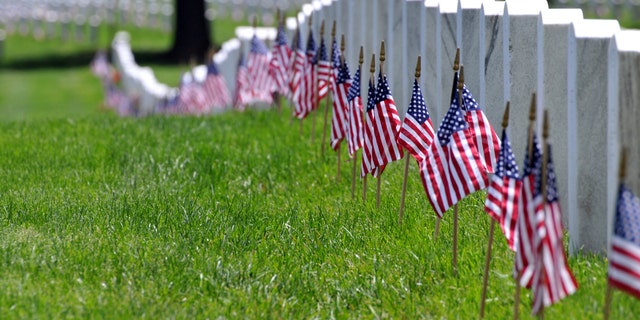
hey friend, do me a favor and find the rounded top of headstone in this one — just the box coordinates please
[302,4,313,16]
[312,0,322,11]
[321,0,332,6]
[539,8,583,25]
[504,0,548,16]
[571,19,620,39]
[613,30,640,52]
[481,1,504,16]
[459,0,484,10]
[439,0,457,13]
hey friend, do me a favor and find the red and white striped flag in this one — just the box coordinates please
[514,134,543,288]
[247,34,273,105]
[398,79,435,163]
[234,53,251,111]
[461,86,500,173]
[295,31,317,119]
[361,76,378,177]
[289,29,305,116]
[484,129,521,251]
[608,183,640,299]
[202,61,231,110]
[269,22,291,96]
[346,67,364,158]
[531,144,577,315]
[330,40,351,150]
[419,75,488,217]
[316,38,331,101]
[368,72,403,167]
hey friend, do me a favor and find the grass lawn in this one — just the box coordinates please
[0,10,639,320]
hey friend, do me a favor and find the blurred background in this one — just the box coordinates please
[0,0,638,122]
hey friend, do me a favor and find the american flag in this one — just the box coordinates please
[346,67,364,158]
[484,129,521,251]
[330,41,351,151]
[461,86,500,173]
[176,71,208,115]
[608,183,640,299]
[514,134,543,288]
[531,144,577,315]
[202,61,231,110]
[269,22,291,96]
[398,79,435,163]
[289,29,306,116]
[234,52,251,111]
[368,71,403,167]
[419,74,488,217]
[316,38,331,101]
[247,34,273,105]
[361,75,379,177]
[296,31,317,119]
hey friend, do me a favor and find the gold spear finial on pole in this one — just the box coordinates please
[252,16,257,29]
[454,47,460,72]
[458,65,465,91]
[332,20,336,38]
[359,46,364,66]
[415,56,421,79]
[502,102,510,129]
[275,8,280,27]
[370,53,376,74]
[308,14,312,27]
[340,34,346,65]
[620,148,628,180]
[320,20,325,37]
[543,109,549,140]
[529,93,537,122]
[379,41,386,74]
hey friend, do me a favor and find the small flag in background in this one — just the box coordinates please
[398,79,435,163]
[234,52,251,111]
[608,183,640,300]
[330,49,351,151]
[361,75,378,177]
[485,129,521,251]
[290,29,306,116]
[296,31,317,119]
[176,71,208,115]
[419,74,488,217]
[203,60,231,110]
[269,21,291,96]
[514,134,543,289]
[90,50,111,80]
[346,68,364,158]
[461,86,500,173]
[247,34,273,105]
[316,38,331,101]
[531,144,577,315]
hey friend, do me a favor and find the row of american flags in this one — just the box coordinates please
[91,17,640,317]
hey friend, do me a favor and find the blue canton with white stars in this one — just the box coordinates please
[375,71,392,104]
[407,79,429,124]
[461,86,481,111]
[306,32,316,59]
[522,134,543,196]
[314,39,328,64]
[496,130,520,180]
[250,35,269,55]
[276,25,287,46]
[615,184,640,245]
[436,76,467,146]
[366,76,377,112]
[347,68,361,102]
[337,60,351,85]
[331,40,341,69]
[545,145,559,203]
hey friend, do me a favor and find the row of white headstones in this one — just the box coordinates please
[110,0,640,256]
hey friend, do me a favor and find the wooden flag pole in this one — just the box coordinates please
[311,20,325,144]
[479,102,510,318]
[274,9,283,113]
[435,48,460,241]
[536,109,551,320]
[351,46,364,199]
[604,148,627,320]
[363,53,376,202]
[299,15,313,136]
[376,41,386,209]
[321,21,336,158]
[398,56,422,225]
[514,93,538,320]
[289,24,299,127]
[452,63,466,276]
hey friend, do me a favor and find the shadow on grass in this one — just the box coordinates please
[1,50,179,70]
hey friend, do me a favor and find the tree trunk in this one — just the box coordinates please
[168,0,211,64]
